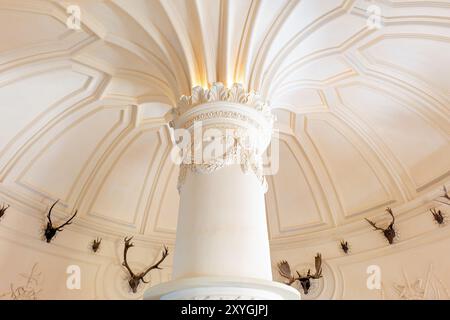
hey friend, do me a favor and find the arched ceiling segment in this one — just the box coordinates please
[0,0,449,246]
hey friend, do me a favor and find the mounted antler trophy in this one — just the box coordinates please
[0,203,10,220]
[91,237,102,253]
[122,237,169,293]
[277,253,323,295]
[429,186,448,225]
[430,208,445,225]
[340,240,350,254]
[365,207,396,244]
[43,200,78,243]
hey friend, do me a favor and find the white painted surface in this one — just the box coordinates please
[173,165,271,280]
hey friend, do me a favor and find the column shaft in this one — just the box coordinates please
[173,165,272,280]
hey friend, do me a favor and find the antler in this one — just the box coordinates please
[140,246,169,283]
[385,207,395,226]
[122,237,136,277]
[312,253,323,279]
[277,260,295,285]
[46,200,59,227]
[443,186,450,201]
[365,217,384,231]
[431,208,440,217]
[0,204,9,220]
[56,210,78,230]
[434,186,450,206]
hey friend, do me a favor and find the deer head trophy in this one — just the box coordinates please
[441,186,450,202]
[429,186,449,225]
[91,237,102,253]
[277,253,323,295]
[122,237,169,293]
[340,240,350,254]
[365,207,396,244]
[0,203,10,220]
[44,200,78,243]
[430,208,445,225]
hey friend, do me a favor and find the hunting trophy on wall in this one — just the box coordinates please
[0,203,9,221]
[122,237,169,293]
[365,207,396,244]
[430,186,449,225]
[430,208,445,225]
[277,253,323,295]
[43,200,78,243]
[340,240,350,254]
[91,237,102,253]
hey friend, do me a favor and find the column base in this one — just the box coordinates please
[144,276,300,300]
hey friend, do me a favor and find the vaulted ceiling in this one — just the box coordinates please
[0,0,449,248]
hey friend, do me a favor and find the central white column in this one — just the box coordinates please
[144,83,299,300]
[173,164,271,280]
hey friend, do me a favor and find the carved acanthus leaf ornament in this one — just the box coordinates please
[173,83,274,193]
[176,82,272,120]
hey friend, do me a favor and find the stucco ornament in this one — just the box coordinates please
[392,265,449,300]
[173,83,274,193]
[177,82,272,118]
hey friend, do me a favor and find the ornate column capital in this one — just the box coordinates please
[170,83,274,192]
[175,82,272,118]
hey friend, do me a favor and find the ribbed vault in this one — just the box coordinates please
[0,0,449,252]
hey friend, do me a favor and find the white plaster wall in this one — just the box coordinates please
[2,193,449,300]
[0,201,173,300]
[271,203,450,300]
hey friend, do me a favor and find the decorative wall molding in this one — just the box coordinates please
[392,264,450,300]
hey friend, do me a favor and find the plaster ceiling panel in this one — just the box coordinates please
[74,1,162,55]
[270,139,322,232]
[0,9,66,53]
[102,76,164,101]
[239,0,289,83]
[77,42,164,77]
[278,13,365,68]
[280,56,354,85]
[90,130,161,227]
[262,0,346,73]
[306,118,391,217]
[140,102,172,120]
[272,88,327,113]
[362,35,450,95]
[338,84,450,190]
[112,0,187,61]
[18,109,122,203]
[0,69,89,152]
[154,165,180,234]
[188,0,220,84]
[220,0,252,85]
[272,109,291,126]
[167,0,223,86]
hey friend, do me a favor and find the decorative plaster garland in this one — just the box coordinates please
[176,131,267,193]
